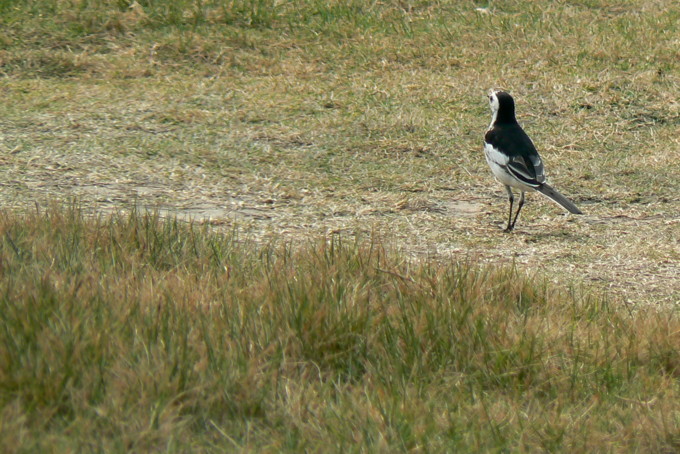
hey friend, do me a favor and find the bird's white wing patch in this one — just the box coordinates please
[483,143,509,166]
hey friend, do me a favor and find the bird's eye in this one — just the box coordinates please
[489,96,493,101]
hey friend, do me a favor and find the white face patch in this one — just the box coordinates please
[487,89,500,127]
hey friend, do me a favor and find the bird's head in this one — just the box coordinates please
[487,89,516,124]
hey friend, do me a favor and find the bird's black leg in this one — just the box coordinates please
[510,191,525,230]
[504,186,514,232]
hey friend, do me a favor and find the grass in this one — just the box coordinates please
[0,0,680,450]
[1,204,680,452]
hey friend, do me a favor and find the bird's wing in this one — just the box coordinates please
[486,125,546,187]
[506,155,543,188]
[527,151,545,182]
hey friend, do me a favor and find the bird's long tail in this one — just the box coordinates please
[536,184,583,214]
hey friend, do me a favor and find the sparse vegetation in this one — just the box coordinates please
[1,0,679,451]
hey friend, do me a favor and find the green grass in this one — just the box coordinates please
[1,205,680,452]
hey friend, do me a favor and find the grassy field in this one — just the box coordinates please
[2,204,680,452]
[1,0,679,451]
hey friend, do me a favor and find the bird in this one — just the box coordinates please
[483,89,582,232]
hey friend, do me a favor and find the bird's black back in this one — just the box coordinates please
[485,123,538,163]
[485,121,545,185]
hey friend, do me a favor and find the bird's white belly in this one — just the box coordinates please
[483,143,535,191]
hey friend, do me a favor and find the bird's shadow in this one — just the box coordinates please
[513,228,586,243]
[486,219,585,241]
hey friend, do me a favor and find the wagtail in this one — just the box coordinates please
[484,89,582,232]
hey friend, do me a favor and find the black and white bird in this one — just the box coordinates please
[484,89,582,232]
